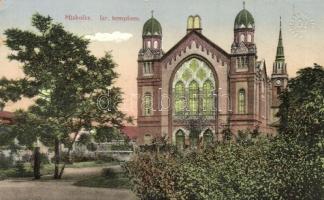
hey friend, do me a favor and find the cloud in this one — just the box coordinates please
[84,31,133,43]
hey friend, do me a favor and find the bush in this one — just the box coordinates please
[96,153,117,163]
[40,153,50,165]
[125,136,323,200]
[111,144,132,151]
[0,152,14,169]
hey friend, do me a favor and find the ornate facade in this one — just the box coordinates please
[137,6,288,145]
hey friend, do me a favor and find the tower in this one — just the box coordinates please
[271,17,288,122]
[231,1,256,55]
[137,11,163,144]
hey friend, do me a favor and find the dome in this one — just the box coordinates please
[142,17,162,36]
[234,9,255,29]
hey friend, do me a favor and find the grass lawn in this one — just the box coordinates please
[0,161,120,180]
[65,161,120,168]
[74,176,131,189]
[74,170,131,189]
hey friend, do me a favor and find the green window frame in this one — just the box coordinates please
[189,80,199,115]
[144,92,152,115]
[203,129,213,147]
[202,80,214,115]
[238,89,246,114]
[175,130,185,150]
[175,81,185,115]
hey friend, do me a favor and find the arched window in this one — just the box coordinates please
[247,34,252,42]
[189,132,198,149]
[147,41,151,48]
[175,81,185,115]
[189,80,199,115]
[237,57,241,68]
[175,130,185,150]
[144,92,152,115]
[203,129,213,147]
[153,41,158,49]
[144,134,152,145]
[172,58,216,117]
[238,89,246,114]
[202,80,214,115]
[240,34,245,42]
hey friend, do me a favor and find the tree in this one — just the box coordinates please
[277,64,324,147]
[0,13,129,178]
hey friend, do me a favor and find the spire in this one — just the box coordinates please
[243,1,246,9]
[276,17,285,61]
[151,10,154,18]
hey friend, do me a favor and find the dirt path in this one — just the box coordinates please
[0,166,137,200]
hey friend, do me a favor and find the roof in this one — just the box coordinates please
[275,18,285,61]
[161,30,230,61]
[121,126,139,140]
[0,111,14,125]
[0,111,14,119]
[234,9,255,29]
[143,17,162,36]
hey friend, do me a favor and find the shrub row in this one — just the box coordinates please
[125,136,323,200]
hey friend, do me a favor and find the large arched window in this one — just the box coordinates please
[175,81,185,115]
[172,58,216,116]
[238,89,246,114]
[144,92,152,116]
[202,80,214,115]
[189,81,199,115]
[175,130,185,150]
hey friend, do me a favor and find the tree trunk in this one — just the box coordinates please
[58,132,79,179]
[54,138,60,179]
[33,147,41,179]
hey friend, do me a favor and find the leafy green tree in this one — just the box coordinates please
[0,13,129,178]
[277,64,324,147]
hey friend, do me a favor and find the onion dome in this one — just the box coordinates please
[142,12,162,36]
[234,2,255,29]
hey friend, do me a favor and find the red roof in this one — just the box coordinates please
[122,126,139,140]
[0,111,14,119]
[0,111,14,125]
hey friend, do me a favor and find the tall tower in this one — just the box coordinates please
[231,1,256,55]
[229,2,261,133]
[271,17,288,122]
[137,11,163,144]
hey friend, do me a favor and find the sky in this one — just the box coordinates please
[0,0,323,119]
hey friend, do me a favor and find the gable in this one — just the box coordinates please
[161,31,230,66]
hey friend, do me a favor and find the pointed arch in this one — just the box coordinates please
[175,81,185,115]
[203,129,213,146]
[175,129,185,150]
[202,80,214,115]
[189,80,199,114]
[144,92,152,115]
[144,134,152,145]
[238,89,246,114]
